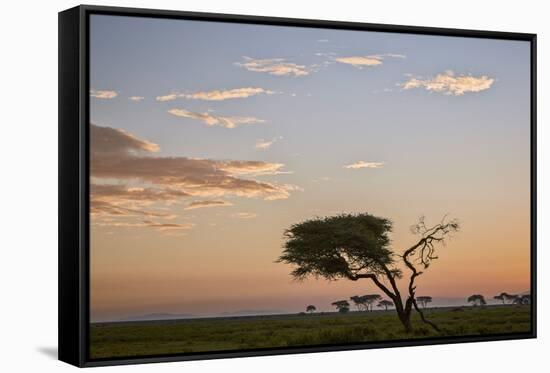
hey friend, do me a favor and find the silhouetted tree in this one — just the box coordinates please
[467,294,486,306]
[278,213,459,333]
[363,294,382,311]
[512,295,531,305]
[494,292,518,304]
[505,293,521,303]
[378,299,394,311]
[493,293,507,304]
[332,300,350,314]
[350,295,365,311]
[306,305,316,313]
[416,296,433,309]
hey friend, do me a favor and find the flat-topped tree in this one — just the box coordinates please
[504,293,519,303]
[378,299,394,311]
[331,300,350,314]
[512,295,531,305]
[494,292,517,304]
[493,293,506,304]
[350,295,364,311]
[363,294,382,311]
[278,213,459,333]
[416,296,433,309]
[467,294,486,306]
[306,305,316,313]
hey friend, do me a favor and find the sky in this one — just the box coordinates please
[89,14,531,322]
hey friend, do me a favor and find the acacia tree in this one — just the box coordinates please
[306,305,316,313]
[350,296,365,311]
[494,292,517,304]
[378,299,394,311]
[363,294,382,311]
[512,295,531,305]
[278,213,459,333]
[467,294,486,306]
[505,293,520,303]
[493,293,507,304]
[416,296,433,309]
[332,300,350,313]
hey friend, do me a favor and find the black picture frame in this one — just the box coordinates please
[58,4,537,367]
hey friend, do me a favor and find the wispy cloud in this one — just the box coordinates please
[128,96,144,101]
[90,124,300,231]
[91,124,298,202]
[231,212,258,219]
[186,87,275,101]
[142,220,194,231]
[255,136,283,150]
[90,184,187,220]
[216,160,289,176]
[90,199,176,219]
[401,70,495,95]
[156,93,179,102]
[385,53,407,59]
[156,87,275,102]
[91,125,159,156]
[184,200,233,210]
[93,218,194,233]
[168,108,265,129]
[335,53,405,69]
[343,161,385,169]
[90,90,118,99]
[237,56,315,77]
[335,56,383,67]
[91,184,190,203]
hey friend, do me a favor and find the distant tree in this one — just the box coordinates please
[512,295,531,305]
[350,295,365,311]
[416,296,433,309]
[467,294,487,307]
[332,300,350,314]
[363,294,382,311]
[493,293,507,304]
[278,213,460,332]
[306,305,316,313]
[378,299,394,311]
[505,293,520,303]
[495,292,519,304]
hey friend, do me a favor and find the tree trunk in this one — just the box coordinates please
[397,311,412,333]
[392,300,413,333]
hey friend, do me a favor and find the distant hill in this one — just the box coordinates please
[120,313,196,321]
[219,309,286,317]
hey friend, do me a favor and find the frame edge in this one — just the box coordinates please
[57,4,537,367]
[58,5,86,368]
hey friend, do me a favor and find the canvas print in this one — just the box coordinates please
[89,14,532,359]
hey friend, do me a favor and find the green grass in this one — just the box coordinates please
[90,305,531,359]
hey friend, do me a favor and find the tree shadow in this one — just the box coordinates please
[37,346,58,360]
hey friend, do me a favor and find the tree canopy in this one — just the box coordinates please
[331,300,350,313]
[278,214,394,281]
[512,295,531,305]
[278,213,460,333]
[416,296,433,308]
[306,305,316,313]
[350,294,382,311]
[378,299,394,310]
[467,294,486,306]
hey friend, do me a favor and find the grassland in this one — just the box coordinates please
[90,305,531,359]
